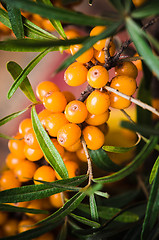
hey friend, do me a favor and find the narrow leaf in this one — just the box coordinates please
[89,194,99,222]
[7,48,53,99]
[57,220,67,240]
[94,191,109,199]
[31,106,68,179]
[141,166,159,240]
[0,108,27,126]
[6,3,24,39]
[132,0,159,18]
[0,133,19,140]
[126,18,159,79]
[7,61,37,103]
[149,156,159,184]
[70,213,100,228]
[0,175,87,203]
[0,203,48,214]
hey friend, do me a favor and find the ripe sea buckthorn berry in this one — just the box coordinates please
[110,75,137,96]
[19,118,32,137]
[0,212,8,226]
[2,219,18,236]
[24,144,43,161]
[82,126,105,150]
[0,170,21,190]
[133,53,142,71]
[90,26,107,51]
[65,100,88,123]
[57,123,81,148]
[42,19,55,32]
[18,219,36,233]
[38,109,52,128]
[132,0,148,7]
[70,44,94,63]
[65,139,82,152]
[94,49,105,64]
[45,113,69,137]
[24,128,40,149]
[36,81,60,101]
[8,133,26,159]
[87,65,109,88]
[14,160,37,182]
[64,28,80,54]
[110,93,131,109]
[55,160,80,180]
[51,139,65,158]
[62,151,79,162]
[115,61,138,79]
[26,200,48,221]
[64,62,88,87]
[6,153,25,170]
[62,91,76,103]
[85,110,110,126]
[86,90,110,115]
[33,165,56,185]
[43,91,67,113]
[76,147,87,162]
[49,193,64,208]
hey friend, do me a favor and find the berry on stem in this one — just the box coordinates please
[87,65,109,88]
[36,81,60,101]
[43,91,67,113]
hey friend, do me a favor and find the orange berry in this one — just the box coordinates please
[62,151,79,162]
[3,219,18,236]
[25,199,48,221]
[70,44,94,63]
[110,75,137,96]
[0,212,8,226]
[87,65,109,88]
[132,0,148,7]
[5,153,25,170]
[94,49,105,64]
[18,219,36,233]
[43,91,67,113]
[45,113,69,137]
[42,19,55,32]
[110,93,131,109]
[19,118,32,137]
[24,128,40,149]
[51,138,65,158]
[24,144,43,161]
[82,125,105,150]
[90,26,107,51]
[76,147,87,162]
[57,123,81,148]
[36,81,60,101]
[33,165,56,185]
[85,110,110,126]
[62,91,76,103]
[115,61,138,79]
[55,160,80,180]
[0,170,21,190]
[64,28,80,54]
[64,62,88,87]
[14,160,37,182]
[133,53,142,71]
[86,90,110,115]
[65,100,88,123]
[49,193,64,208]
[8,133,26,159]
[65,139,82,152]
[38,109,52,128]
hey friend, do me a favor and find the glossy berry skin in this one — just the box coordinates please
[5,153,25,170]
[132,0,148,7]
[51,138,65,158]
[38,109,52,128]
[110,75,137,96]
[55,160,80,180]
[19,118,32,137]
[76,147,87,162]
[86,90,110,115]
[62,91,76,103]
[115,61,138,79]
[57,123,81,148]
[43,91,67,113]
[65,139,82,152]
[110,93,131,109]
[14,160,37,182]
[8,133,26,159]
[90,26,107,51]
[24,128,40,149]
[70,44,94,63]
[85,111,110,126]
[65,100,88,123]
[94,40,115,63]
[18,219,36,233]
[33,165,56,185]
[64,62,88,87]
[82,126,105,150]
[36,81,60,101]
[0,170,21,190]
[24,144,43,161]
[49,193,64,208]
[64,28,80,54]
[133,53,142,71]
[45,113,69,137]
[87,65,109,88]
[62,151,79,162]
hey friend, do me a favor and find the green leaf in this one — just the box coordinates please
[0,133,19,140]
[0,203,48,214]
[141,165,159,240]
[126,18,159,79]
[7,48,53,99]
[93,134,158,184]
[120,121,159,137]
[89,148,121,172]
[89,194,99,222]
[31,106,68,179]
[2,0,116,26]
[132,0,159,18]
[149,156,159,184]
[70,213,100,228]
[57,219,67,240]
[0,108,27,126]
[94,191,109,199]
[7,61,37,103]
[0,7,11,28]
[0,175,87,203]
